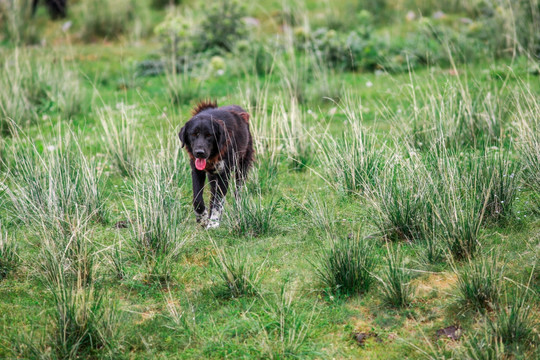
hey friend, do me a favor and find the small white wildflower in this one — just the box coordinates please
[62,21,72,32]
[366,81,373,87]
[46,145,56,152]
[216,69,225,76]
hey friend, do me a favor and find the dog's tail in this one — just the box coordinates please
[192,100,218,116]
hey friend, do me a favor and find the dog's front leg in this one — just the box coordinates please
[207,171,230,229]
[192,168,208,226]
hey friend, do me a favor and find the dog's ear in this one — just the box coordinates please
[212,119,227,148]
[238,112,250,123]
[179,124,188,148]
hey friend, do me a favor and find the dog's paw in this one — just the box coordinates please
[196,209,209,226]
[206,219,220,229]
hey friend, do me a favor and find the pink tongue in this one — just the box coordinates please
[195,158,206,170]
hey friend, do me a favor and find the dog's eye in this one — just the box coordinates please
[193,132,199,137]
[205,134,212,139]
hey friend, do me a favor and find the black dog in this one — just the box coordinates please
[179,101,254,228]
[32,0,67,19]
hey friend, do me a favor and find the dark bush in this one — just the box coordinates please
[151,0,181,9]
[193,0,248,53]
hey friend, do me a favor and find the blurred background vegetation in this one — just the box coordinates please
[1,0,539,73]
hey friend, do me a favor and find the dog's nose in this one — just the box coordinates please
[194,150,205,158]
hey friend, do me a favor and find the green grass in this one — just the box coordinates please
[0,1,539,359]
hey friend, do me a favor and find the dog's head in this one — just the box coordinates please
[179,115,226,170]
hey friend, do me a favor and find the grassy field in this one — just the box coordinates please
[1,0,539,359]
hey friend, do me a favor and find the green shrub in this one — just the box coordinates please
[153,8,197,66]
[78,0,137,41]
[151,0,181,8]
[232,40,275,76]
[193,0,248,53]
[315,235,377,296]
[307,27,382,72]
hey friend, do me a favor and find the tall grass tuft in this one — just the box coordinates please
[277,99,314,172]
[321,125,383,196]
[301,194,337,236]
[404,79,511,151]
[370,159,428,241]
[31,215,122,359]
[38,215,95,290]
[484,149,520,221]
[257,283,315,358]
[314,235,376,296]
[47,272,120,358]
[98,104,139,177]
[490,287,535,348]
[247,151,280,194]
[0,0,39,45]
[226,188,279,237]
[7,135,107,234]
[0,225,18,280]
[379,246,415,307]
[210,241,264,298]
[0,52,85,133]
[514,88,540,212]
[455,254,503,312]
[319,95,383,195]
[428,149,488,259]
[165,67,203,106]
[127,160,188,282]
[78,0,137,41]
[464,328,505,360]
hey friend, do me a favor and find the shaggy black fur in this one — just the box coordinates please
[32,0,67,19]
[179,101,254,228]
